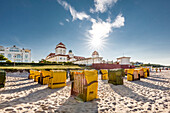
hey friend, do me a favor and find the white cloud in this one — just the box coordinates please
[112,14,125,28]
[57,0,90,21]
[59,22,64,26]
[87,14,125,42]
[66,19,70,22]
[90,0,118,13]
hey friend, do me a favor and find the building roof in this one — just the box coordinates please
[55,42,66,49]
[58,42,65,46]
[46,53,70,60]
[117,56,131,60]
[74,56,86,60]
[48,53,55,57]
[55,46,66,49]
[92,51,99,56]
[69,50,72,53]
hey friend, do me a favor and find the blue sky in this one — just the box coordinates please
[0,0,170,65]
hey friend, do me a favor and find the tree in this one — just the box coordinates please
[6,60,12,63]
[0,55,7,60]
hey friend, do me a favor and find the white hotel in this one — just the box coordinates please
[45,42,103,65]
[0,45,31,62]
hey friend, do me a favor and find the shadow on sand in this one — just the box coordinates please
[55,96,98,113]
[132,80,170,91]
[7,81,35,87]
[0,83,42,94]
[0,87,64,109]
[145,77,169,83]
[109,84,151,102]
[6,78,31,83]
[149,75,169,80]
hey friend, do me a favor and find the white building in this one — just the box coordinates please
[0,45,31,62]
[117,56,131,65]
[45,42,103,65]
[73,51,103,65]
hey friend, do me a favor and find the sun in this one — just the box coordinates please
[86,36,107,50]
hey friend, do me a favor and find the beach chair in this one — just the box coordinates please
[124,69,128,76]
[28,70,36,79]
[69,70,83,81]
[127,69,140,81]
[0,70,6,88]
[34,71,41,82]
[71,70,98,102]
[100,69,108,80]
[38,70,51,85]
[136,68,145,78]
[108,69,124,85]
[143,68,150,77]
[48,70,66,89]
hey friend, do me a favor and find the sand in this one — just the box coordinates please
[0,70,169,113]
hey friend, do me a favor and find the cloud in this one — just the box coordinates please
[57,0,90,21]
[87,14,125,41]
[112,14,125,28]
[66,19,70,22]
[59,22,64,26]
[90,0,118,13]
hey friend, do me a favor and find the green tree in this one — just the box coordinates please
[6,60,12,63]
[0,54,7,60]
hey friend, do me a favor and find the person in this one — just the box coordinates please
[156,68,158,73]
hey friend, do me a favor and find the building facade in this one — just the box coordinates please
[117,56,131,65]
[45,42,103,65]
[0,45,31,62]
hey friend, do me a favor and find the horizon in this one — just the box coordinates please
[0,0,170,65]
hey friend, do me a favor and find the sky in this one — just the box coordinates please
[0,0,170,65]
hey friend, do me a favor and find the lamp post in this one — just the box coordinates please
[14,55,16,67]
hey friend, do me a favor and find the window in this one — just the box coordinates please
[25,55,28,59]
[8,54,11,59]
[9,47,20,52]
[17,54,21,58]
[60,57,62,60]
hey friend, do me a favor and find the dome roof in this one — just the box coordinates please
[57,42,65,46]
[69,50,72,53]
[55,42,66,49]
[92,51,99,56]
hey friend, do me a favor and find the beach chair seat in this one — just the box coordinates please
[69,70,83,81]
[108,69,124,85]
[100,69,108,80]
[0,70,6,88]
[127,69,140,81]
[28,70,36,79]
[143,68,150,77]
[48,70,66,89]
[34,71,41,82]
[71,70,98,102]
[136,68,145,78]
[38,70,51,85]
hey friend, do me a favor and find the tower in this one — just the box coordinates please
[55,42,66,55]
[68,50,74,58]
[92,51,99,58]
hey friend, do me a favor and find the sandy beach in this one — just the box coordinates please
[0,70,169,113]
